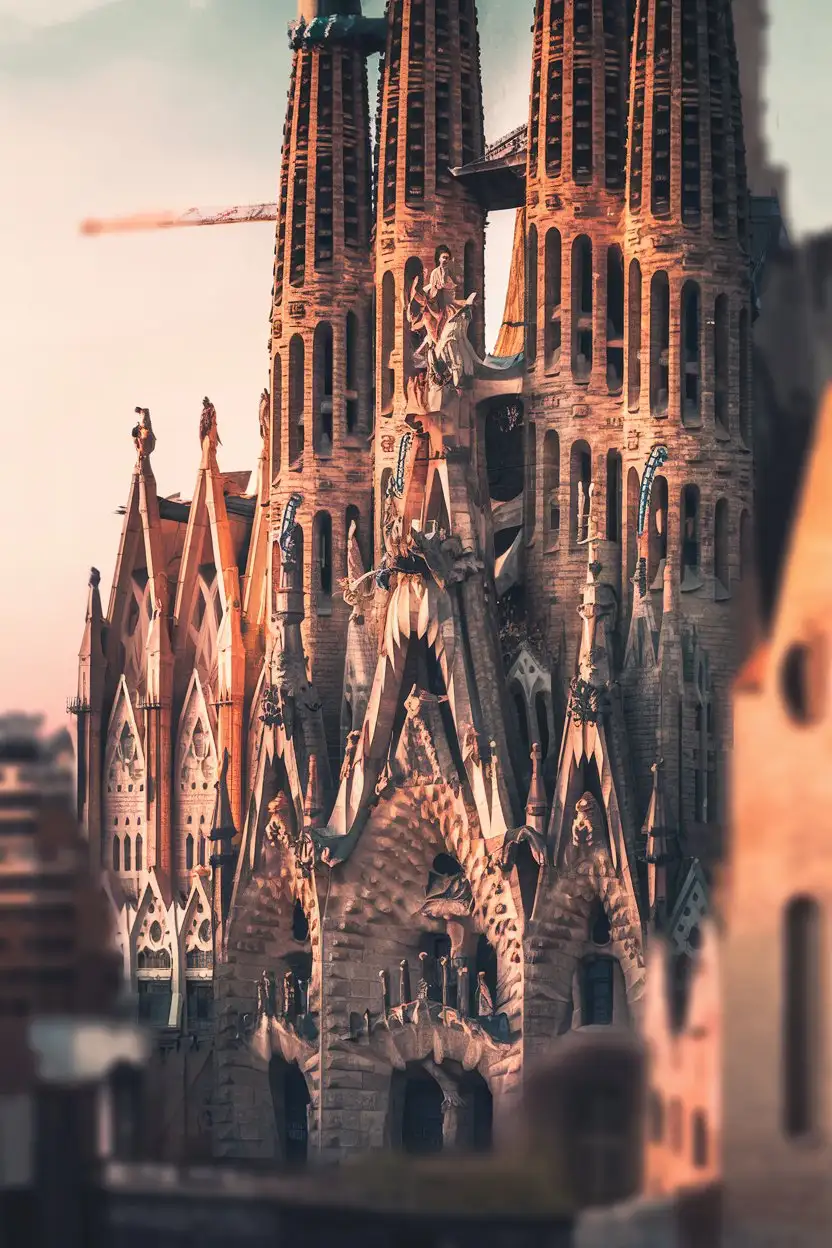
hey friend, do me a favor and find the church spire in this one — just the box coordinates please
[210,749,237,960]
[643,757,678,929]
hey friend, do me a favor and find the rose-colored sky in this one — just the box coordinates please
[1,0,829,728]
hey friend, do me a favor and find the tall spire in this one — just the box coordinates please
[210,749,238,959]
[643,757,678,928]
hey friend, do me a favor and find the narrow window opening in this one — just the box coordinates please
[292,900,310,943]
[545,1,565,176]
[572,0,594,185]
[739,306,751,443]
[783,897,820,1139]
[527,225,538,365]
[544,228,562,369]
[680,0,701,225]
[651,0,672,216]
[314,512,333,612]
[606,450,622,543]
[123,836,131,872]
[627,260,642,410]
[535,692,550,758]
[135,834,143,872]
[571,441,592,544]
[313,322,333,457]
[289,57,311,287]
[314,53,334,270]
[404,0,426,205]
[602,0,625,191]
[714,498,730,599]
[628,4,648,211]
[382,5,403,219]
[435,4,452,191]
[524,420,537,543]
[681,485,702,589]
[572,236,593,382]
[380,271,395,416]
[529,0,543,179]
[681,282,702,425]
[648,475,668,590]
[345,311,359,434]
[589,901,611,948]
[626,467,640,590]
[739,509,752,582]
[649,271,669,416]
[714,295,730,433]
[186,834,194,871]
[112,836,120,873]
[544,429,561,550]
[513,689,530,756]
[271,354,282,478]
[707,0,729,233]
[606,246,624,392]
[692,1112,708,1168]
[288,335,305,468]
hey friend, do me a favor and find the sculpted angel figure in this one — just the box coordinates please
[405,243,478,385]
[258,388,270,443]
[200,396,221,452]
[132,407,156,462]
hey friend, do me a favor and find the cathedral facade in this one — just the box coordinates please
[74,0,757,1166]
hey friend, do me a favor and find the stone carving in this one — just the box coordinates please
[460,723,482,768]
[420,861,474,920]
[257,969,277,1020]
[339,519,374,622]
[132,407,155,462]
[200,397,221,452]
[405,243,479,390]
[400,685,446,783]
[340,729,362,782]
[571,793,601,852]
[476,971,494,1019]
[264,791,315,878]
[258,388,270,443]
[109,720,142,788]
[500,824,548,873]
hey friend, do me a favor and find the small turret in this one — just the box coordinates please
[643,758,678,930]
[525,743,548,836]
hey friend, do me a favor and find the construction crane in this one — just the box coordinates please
[79,202,278,236]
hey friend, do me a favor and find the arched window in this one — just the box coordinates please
[681,485,701,584]
[692,1111,708,1168]
[606,245,624,392]
[627,259,642,410]
[513,688,530,756]
[739,306,751,443]
[288,334,305,467]
[524,420,537,542]
[589,900,611,947]
[527,224,538,364]
[345,311,359,434]
[714,294,730,432]
[186,834,194,871]
[380,270,395,415]
[135,834,143,872]
[269,1057,311,1167]
[739,509,753,582]
[123,836,131,872]
[649,271,669,416]
[572,236,593,380]
[681,281,702,425]
[606,450,622,543]
[403,257,424,390]
[535,692,550,758]
[572,7,593,184]
[570,440,592,543]
[271,353,282,478]
[783,897,821,1139]
[401,1068,444,1156]
[543,429,560,549]
[626,467,640,588]
[345,505,361,574]
[292,899,310,943]
[112,835,120,873]
[714,498,730,598]
[313,322,334,456]
[648,475,668,589]
[545,228,562,368]
[314,511,333,611]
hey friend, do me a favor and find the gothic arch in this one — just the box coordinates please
[103,678,146,882]
[174,673,218,883]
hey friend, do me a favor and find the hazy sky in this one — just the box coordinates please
[1,0,829,727]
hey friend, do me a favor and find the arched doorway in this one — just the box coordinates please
[400,1068,445,1156]
[268,1057,310,1167]
[460,1071,493,1152]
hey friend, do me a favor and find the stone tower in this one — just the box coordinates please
[373,0,487,548]
[270,0,378,764]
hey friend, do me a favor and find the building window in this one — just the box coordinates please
[527,224,538,365]
[345,311,359,434]
[714,498,730,598]
[380,270,395,415]
[627,260,642,410]
[783,897,821,1139]
[602,0,625,190]
[651,0,672,215]
[649,271,669,416]
[571,441,592,543]
[572,236,593,381]
[524,420,537,542]
[692,1111,708,1168]
[739,509,752,582]
[680,0,701,224]
[648,1091,664,1143]
[513,688,530,757]
[572,0,594,184]
[313,52,334,269]
[668,1098,683,1154]
[186,834,194,871]
[135,834,143,872]
[707,0,729,233]
[626,466,639,588]
[289,57,311,287]
[681,281,701,425]
[714,295,730,433]
[606,246,624,392]
[404,0,426,204]
[694,662,716,822]
[112,835,120,872]
[629,2,648,211]
[314,512,333,611]
[544,429,561,549]
[288,334,305,467]
[606,450,622,543]
[545,0,565,177]
[681,485,701,585]
[123,836,131,872]
[739,306,751,443]
[313,322,333,457]
[271,353,282,479]
[582,957,614,1026]
[648,475,668,590]
[544,228,562,369]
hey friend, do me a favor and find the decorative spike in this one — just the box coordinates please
[457,965,469,1019]
[399,958,411,1007]
[525,742,548,835]
[303,753,325,828]
[440,956,450,1008]
[379,968,391,1018]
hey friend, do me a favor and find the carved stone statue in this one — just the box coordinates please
[340,729,362,782]
[200,397,221,452]
[264,791,293,853]
[339,519,375,622]
[257,969,276,1020]
[476,970,494,1019]
[258,388,270,443]
[132,407,155,462]
[421,865,474,920]
[404,243,479,390]
[500,824,547,874]
[571,793,600,851]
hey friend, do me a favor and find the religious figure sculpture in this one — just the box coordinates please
[571,794,598,851]
[257,969,277,1020]
[258,388,270,443]
[200,396,221,452]
[420,863,474,920]
[405,243,479,389]
[132,407,155,462]
[476,970,494,1019]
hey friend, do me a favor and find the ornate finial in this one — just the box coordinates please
[303,754,324,828]
[131,407,155,462]
[89,567,101,589]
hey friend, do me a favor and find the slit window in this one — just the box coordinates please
[739,509,752,581]
[714,498,730,598]
[112,835,120,873]
[185,834,194,871]
[680,0,702,224]
[648,475,669,589]
[571,440,592,544]
[572,0,594,185]
[313,322,333,457]
[602,0,625,191]
[606,245,624,392]
[545,0,565,177]
[135,834,143,872]
[606,450,622,543]
[626,467,640,586]
[627,259,642,410]
[289,55,311,287]
[739,306,751,443]
[314,53,334,269]
[544,429,561,548]
[382,3,403,219]
[314,512,333,608]
[783,897,821,1139]
[380,271,395,416]
[628,3,648,210]
[714,295,730,432]
[651,0,672,215]
[650,271,669,416]
[681,485,701,582]
[572,236,593,381]
[346,311,359,434]
[272,353,282,478]
[707,0,729,233]
[681,281,702,425]
[288,334,305,467]
[405,0,426,205]
[544,228,562,368]
[527,224,538,365]
[524,420,537,542]
[529,0,543,178]
[123,836,131,872]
